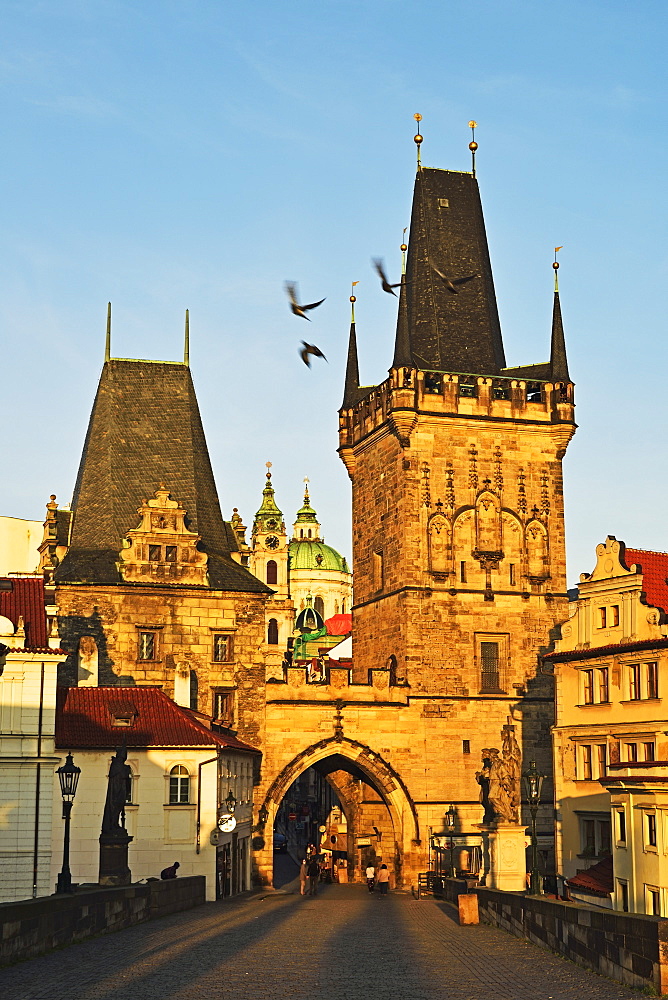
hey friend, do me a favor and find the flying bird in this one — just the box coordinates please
[431,264,479,294]
[285,281,326,320]
[300,342,327,367]
[372,258,402,296]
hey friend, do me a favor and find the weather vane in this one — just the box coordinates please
[414,113,423,167]
[553,246,563,291]
[350,281,359,322]
[469,121,478,177]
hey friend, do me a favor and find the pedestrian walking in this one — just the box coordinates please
[376,863,390,895]
[307,856,320,895]
[365,863,376,892]
[299,858,308,895]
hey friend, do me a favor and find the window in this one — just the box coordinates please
[165,545,177,562]
[647,887,661,916]
[373,551,384,592]
[617,809,626,845]
[138,631,157,661]
[647,661,658,699]
[169,765,190,804]
[460,561,467,584]
[212,634,232,662]
[213,689,234,724]
[598,668,609,703]
[509,563,516,586]
[267,618,279,645]
[647,813,657,849]
[629,664,641,700]
[189,670,198,711]
[462,740,471,754]
[480,642,500,692]
[314,596,325,618]
[581,744,593,780]
[149,544,161,561]
[126,765,135,805]
[583,819,596,855]
[266,560,278,585]
[597,744,607,778]
[582,670,594,705]
[644,741,656,762]
[579,814,611,857]
[610,605,620,627]
[599,820,611,855]
[618,879,629,912]
[626,742,638,763]
[598,607,607,628]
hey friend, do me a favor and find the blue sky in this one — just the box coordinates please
[1,0,666,584]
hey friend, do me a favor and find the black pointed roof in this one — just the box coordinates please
[393,168,506,374]
[56,358,270,593]
[549,290,570,382]
[341,322,368,408]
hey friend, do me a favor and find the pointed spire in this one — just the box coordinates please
[550,286,570,384]
[104,302,111,362]
[342,287,362,408]
[184,309,190,366]
[392,275,412,369]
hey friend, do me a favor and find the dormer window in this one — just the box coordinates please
[108,700,138,727]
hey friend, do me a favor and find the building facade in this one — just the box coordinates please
[548,536,668,913]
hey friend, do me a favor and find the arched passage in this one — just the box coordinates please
[254,737,420,888]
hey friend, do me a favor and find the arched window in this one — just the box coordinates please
[268,618,279,644]
[314,596,325,618]
[169,765,190,804]
[189,670,198,711]
[342,600,346,613]
[308,529,312,538]
[266,560,278,585]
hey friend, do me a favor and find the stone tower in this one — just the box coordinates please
[337,162,576,868]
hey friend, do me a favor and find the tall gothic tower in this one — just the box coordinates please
[338,160,576,844]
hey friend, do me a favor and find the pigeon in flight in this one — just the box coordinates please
[285,281,326,320]
[372,258,402,296]
[431,265,479,294]
[300,342,327,367]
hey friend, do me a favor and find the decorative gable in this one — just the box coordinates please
[118,486,208,585]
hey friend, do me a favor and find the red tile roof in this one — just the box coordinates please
[0,577,48,648]
[567,856,613,897]
[624,548,668,613]
[56,686,259,753]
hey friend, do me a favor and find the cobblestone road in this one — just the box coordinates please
[1,877,651,1000]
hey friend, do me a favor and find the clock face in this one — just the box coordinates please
[265,535,279,550]
[218,814,237,833]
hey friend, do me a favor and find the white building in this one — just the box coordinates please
[55,686,260,901]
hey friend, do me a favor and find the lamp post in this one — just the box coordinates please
[523,760,545,895]
[225,791,237,814]
[444,804,457,877]
[56,753,81,894]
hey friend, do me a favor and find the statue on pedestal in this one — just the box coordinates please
[101,747,132,835]
[476,719,522,825]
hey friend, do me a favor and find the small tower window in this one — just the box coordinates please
[308,529,312,538]
[138,631,157,661]
[460,561,467,584]
[189,670,198,711]
[148,544,161,561]
[268,618,279,645]
[213,634,232,662]
[165,545,177,562]
[314,596,325,618]
[266,560,278,585]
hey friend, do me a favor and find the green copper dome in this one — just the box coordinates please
[288,539,350,573]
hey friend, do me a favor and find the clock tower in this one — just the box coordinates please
[250,465,294,668]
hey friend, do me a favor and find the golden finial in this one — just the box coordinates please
[401,227,408,276]
[350,281,359,322]
[266,460,272,481]
[105,302,111,362]
[414,113,423,167]
[468,120,478,178]
[553,247,563,291]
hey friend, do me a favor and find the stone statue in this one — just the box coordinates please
[101,747,132,835]
[477,719,523,825]
[475,748,494,824]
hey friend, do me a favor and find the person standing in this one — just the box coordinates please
[307,856,320,895]
[365,863,376,892]
[299,858,308,895]
[376,863,390,896]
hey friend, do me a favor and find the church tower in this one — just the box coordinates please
[338,149,576,846]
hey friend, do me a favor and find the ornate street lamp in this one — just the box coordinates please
[523,760,545,895]
[258,803,269,827]
[444,804,457,877]
[225,791,237,814]
[56,753,81,894]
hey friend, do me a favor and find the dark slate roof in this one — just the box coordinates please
[56,686,260,751]
[0,577,49,648]
[55,359,270,594]
[393,168,506,375]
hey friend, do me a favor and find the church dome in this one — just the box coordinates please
[288,540,349,573]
